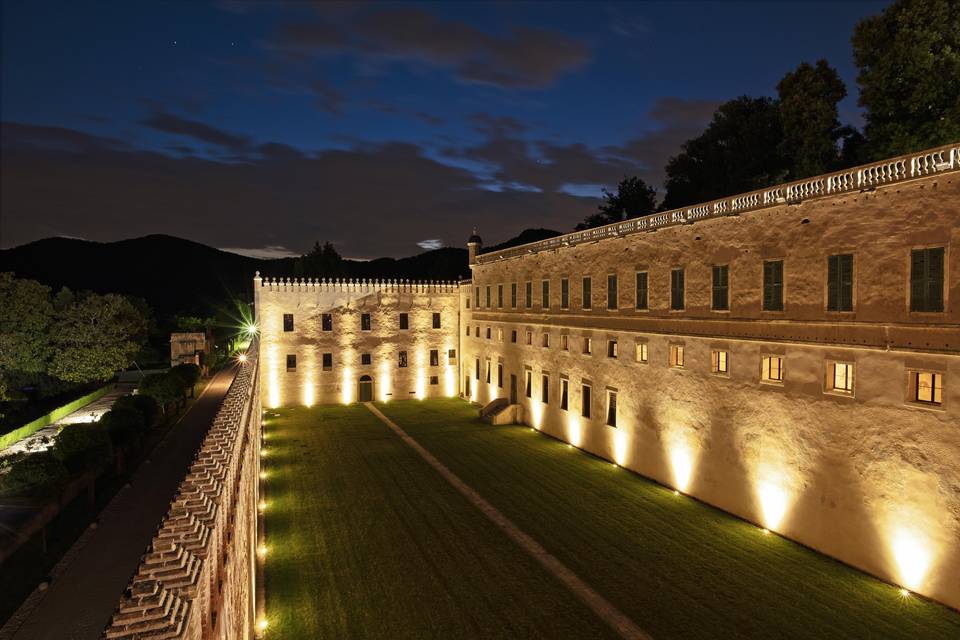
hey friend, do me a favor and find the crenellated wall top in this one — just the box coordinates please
[255,274,460,294]
[476,142,960,264]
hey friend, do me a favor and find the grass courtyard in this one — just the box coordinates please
[261,399,960,639]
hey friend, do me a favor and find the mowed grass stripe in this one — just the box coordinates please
[377,398,960,640]
[261,404,620,639]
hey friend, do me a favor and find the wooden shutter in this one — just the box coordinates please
[927,248,944,312]
[910,249,926,311]
[827,255,839,311]
[839,254,853,311]
[636,272,647,310]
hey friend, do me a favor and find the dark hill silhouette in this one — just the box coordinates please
[0,229,560,317]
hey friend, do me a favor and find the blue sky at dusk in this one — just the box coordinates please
[1,1,888,258]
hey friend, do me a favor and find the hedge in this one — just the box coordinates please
[0,384,114,450]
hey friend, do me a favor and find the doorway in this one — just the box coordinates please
[509,374,517,404]
[358,375,373,402]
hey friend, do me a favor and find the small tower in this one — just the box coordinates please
[467,228,482,266]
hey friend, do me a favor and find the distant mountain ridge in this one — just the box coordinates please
[0,229,560,317]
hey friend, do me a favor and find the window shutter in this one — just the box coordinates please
[763,262,773,310]
[927,248,944,312]
[910,249,926,311]
[839,254,853,311]
[827,255,839,311]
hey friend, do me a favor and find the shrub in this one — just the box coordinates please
[138,373,182,409]
[0,451,69,500]
[169,363,201,396]
[99,406,145,446]
[112,394,160,427]
[54,422,114,475]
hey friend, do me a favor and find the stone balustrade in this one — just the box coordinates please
[476,142,960,264]
[255,275,459,293]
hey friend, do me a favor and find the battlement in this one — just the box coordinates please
[255,274,459,294]
[477,142,960,264]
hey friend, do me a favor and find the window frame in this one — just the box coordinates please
[582,276,592,310]
[711,349,729,376]
[607,273,618,310]
[763,260,785,312]
[712,265,729,311]
[635,271,648,310]
[670,268,685,311]
[909,247,945,313]
[669,343,684,368]
[826,254,854,313]
[761,355,784,384]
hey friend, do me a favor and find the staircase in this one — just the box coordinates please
[479,398,524,425]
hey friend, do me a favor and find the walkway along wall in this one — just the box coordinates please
[463,143,960,610]
[103,346,262,639]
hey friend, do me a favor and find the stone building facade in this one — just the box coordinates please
[463,143,960,610]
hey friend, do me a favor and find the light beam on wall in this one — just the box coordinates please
[444,365,455,397]
[567,416,582,446]
[670,446,693,493]
[757,482,788,531]
[531,400,543,429]
[341,366,353,405]
[613,430,629,466]
[892,528,932,591]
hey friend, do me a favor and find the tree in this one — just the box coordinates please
[0,273,53,377]
[0,452,69,500]
[661,97,788,211]
[98,406,146,446]
[853,0,960,157]
[293,241,345,278]
[48,293,148,384]
[777,60,848,178]
[576,177,657,230]
[113,394,161,428]
[138,373,182,411]
[169,363,201,397]
[54,422,114,475]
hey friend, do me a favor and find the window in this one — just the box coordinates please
[828,361,854,394]
[321,313,333,331]
[429,375,439,385]
[712,266,729,311]
[497,328,504,341]
[635,342,648,363]
[475,326,480,338]
[475,287,480,308]
[286,354,296,371]
[511,283,518,308]
[762,355,783,383]
[432,312,441,329]
[670,269,685,310]
[322,353,332,370]
[525,281,533,308]
[361,353,372,365]
[486,285,491,308]
[399,313,409,330]
[525,370,532,398]
[827,254,854,312]
[485,360,491,383]
[542,333,550,348]
[561,335,569,351]
[582,277,592,310]
[497,285,504,308]
[711,350,728,375]
[541,374,549,403]
[526,331,533,345]
[497,362,503,388]
[763,260,784,311]
[607,274,618,310]
[670,344,684,368]
[607,339,618,358]
[561,278,569,309]
[486,327,491,340]
[465,296,470,309]
[606,390,617,427]
[581,384,591,418]
[283,313,294,332]
[910,247,944,312]
[635,272,648,310]
[542,280,550,309]
[511,330,517,343]
[474,358,480,379]
[466,324,470,337]
[914,371,943,404]
[398,351,408,368]
[430,349,439,367]
[560,378,569,411]
[361,313,371,331]
[448,349,457,363]
[583,337,592,355]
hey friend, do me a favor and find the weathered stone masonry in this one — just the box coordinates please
[103,345,261,639]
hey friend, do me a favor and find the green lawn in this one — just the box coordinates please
[263,399,960,639]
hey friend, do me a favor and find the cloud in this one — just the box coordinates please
[416,239,444,251]
[220,245,301,259]
[1,121,596,259]
[265,7,591,89]
[469,112,528,137]
[140,112,250,150]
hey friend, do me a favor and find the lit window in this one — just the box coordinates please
[762,355,783,383]
[711,350,728,374]
[561,335,569,351]
[321,313,333,331]
[670,344,684,368]
[398,351,408,368]
[830,361,854,393]
[360,313,371,331]
[525,370,532,398]
[915,371,943,404]
[606,390,617,427]
[541,374,549,404]
[497,328,503,341]
[560,378,569,411]
[286,354,296,371]
[542,333,550,348]
[635,342,648,363]
[430,350,439,367]
[399,313,409,330]
[581,384,591,418]
[607,340,618,358]
[583,337,592,355]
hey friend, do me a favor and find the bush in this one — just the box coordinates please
[53,422,114,475]
[169,363,201,396]
[99,406,145,446]
[138,373,182,409]
[0,451,69,500]
[112,394,160,427]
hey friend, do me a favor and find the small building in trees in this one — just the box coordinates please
[169,332,209,373]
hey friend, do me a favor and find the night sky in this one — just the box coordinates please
[1,1,888,259]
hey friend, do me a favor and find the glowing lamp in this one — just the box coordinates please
[892,530,931,591]
[669,447,693,493]
[237,353,248,364]
[758,482,788,531]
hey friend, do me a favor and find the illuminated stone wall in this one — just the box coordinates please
[104,344,261,639]
[255,279,461,407]
[464,160,960,609]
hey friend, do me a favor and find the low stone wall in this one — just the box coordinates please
[102,346,261,639]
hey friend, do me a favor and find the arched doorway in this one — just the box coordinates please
[358,375,374,402]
